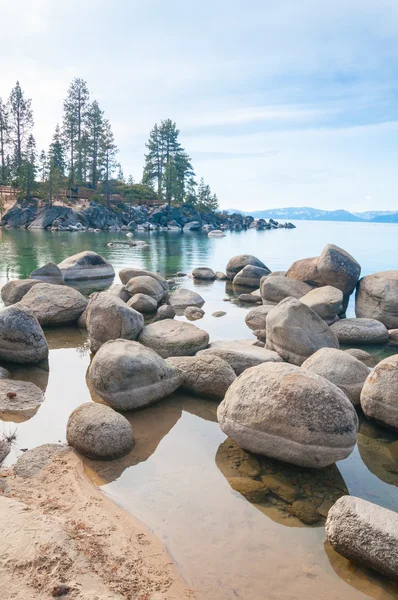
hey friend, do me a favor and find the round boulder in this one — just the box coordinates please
[0,305,48,364]
[169,288,205,311]
[330,318,389,345]
[344,348,378,368]
[184,306,205,321]
[86,292,144,353]
[360,354,398,431]
[226,255,268,281]
[1,279,43,306]
[356,271,398,329]
[66,402,134,459]
[233,265,271,288]
[89,339,184,410]
[138,319,209,358]
[300,286,343,323]
[197,340,283,375]
[58,251,114,280]
[166,355,236,399]
[127,293,157,313]
[318,244,361,296]
[0,379,44,420]
[119,268,168,296]
[286,257,325,286]
[302,347,370,406]
[155,304,176,321]
[30,262,64,285]
[245,304,275,331]
[216,272,227,281]
[19,283,87,326]
[108,283,130,303]
[192,267,216,280]
[217,362,358,468]
[125,275,164,303]
[260,276,312,305]
[266,297,339,366]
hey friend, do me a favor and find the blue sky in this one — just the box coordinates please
[2,0,398,211]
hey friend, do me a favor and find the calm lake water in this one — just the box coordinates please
[0,221,398,600]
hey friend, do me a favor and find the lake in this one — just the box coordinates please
[0,221,398,600]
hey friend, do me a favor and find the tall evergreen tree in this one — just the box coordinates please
[100,120,118,209]
[7,81,33,174]
[18,134,37,199]
[39,150,47,182]
[62,78,89,187]
[47,124,66,206]
[85,100,104,189]
[0,98,9,184]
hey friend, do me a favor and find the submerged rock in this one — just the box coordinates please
[356,270,398,329]
[67,402,134,459]
[360,354,398,431]
[30,262,64,285]
[58,251,114,280]
[0,305,48,364]
[166,354,236,399]
[197,340,282,375]
[192,267,216,280]
[184,306,205,321]
[1,279,43,306]
[19,283,87,326]
[139,319,209,358]
[89,339,184,410]
[0,379,44,420]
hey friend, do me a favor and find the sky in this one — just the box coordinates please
[2,0,398,212]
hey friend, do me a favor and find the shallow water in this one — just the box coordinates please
[1,222,398,600]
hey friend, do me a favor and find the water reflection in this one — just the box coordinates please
[357,417,398,487]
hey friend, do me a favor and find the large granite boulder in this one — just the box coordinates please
[226,255,268,281]
[344,348,378,368]
[125,275,164,303]
[300,286,343,324]
[317,244,361,296]
[197,340,283,375]
[127,293,157,313]
[330,318,389,345]
[138,319,209,358]
[155,304,176,321]
[244,304,275,331]
[360,354,398,431]
[169,288,205,310]
[86,292,144,353]
[66,402,134,459]
[0,379,44,420]
[18,283,87,326]
[266,297,339,365]
[108,283,130,302]
[326,496,398,581]
[58,251,114,280]
[356,271,398,329]
[217,362,358,468]
[260,276,312,305]
[286,257,325,286]
[302,347,369,406]
[119,268,168,296]
[1,279,43,306]
[30,262,64,285]
[192,267,216,280]
[0,305,48,364]
[166,355,236,400]
[89,339,183,410]
[233,265,271,288]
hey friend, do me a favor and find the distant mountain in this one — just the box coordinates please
[225,206,398,223]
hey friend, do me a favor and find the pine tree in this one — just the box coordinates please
[39,150,47,182]
[100,120,118,209]
[0,98,9,184]
[62,78,90,187]
[18,134,37,199]
[7,82,33,175]
[47,124,66,206]
[85,100,104,189]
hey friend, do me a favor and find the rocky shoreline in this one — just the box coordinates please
[0,200,296,233]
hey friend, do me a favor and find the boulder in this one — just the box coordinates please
[286,257,325,286]
[330,318,389,345]
[125,275,165,303]
[356,271,398,329]
[302,348,370,406]
[30,262,64,285]
[238,293,261,304]
[245,304,275,331]
[58,251,114,280]
[19,283,87,326]
[119,268,168,296]
[66,402,134,459]
[1,279,44,306]
[0,305,48,364]
[139,319,209,358]
[300,286,343,323]
[317,244,361,296]
[127,293,158,313]
[217,362,358,468]
[360,354,398,431]
[226,255,268,281]
[86,292,144,353]
[192,267,216,280]
[155,304,176,321]
[169,288,205,310]
[389,329,398,346]
[216,271,227,281]
[266,297,339,366]
[0,379,44,419]
[166,355,236,399]
[184,306,205,321]
[89,339,184,410]
[344,348,378,368]
[233,265,271,288]
[212,311,226,317]
[197,340,283,375]
[108,283,130,303]
[261,276,312,305]
[208,230,226,237]
[326,496,398,581]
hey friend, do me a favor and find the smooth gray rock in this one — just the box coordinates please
[197,340,283,375]
[30,262,64,285]
[169,288,205,310]
[343,348,378,368]
[261,276,312,305]
[125,275,164,303]
[300,285,343,323]
[245,304,275,331]
[216,271,227,281]
[330,318,389,345]
[155,304,176,321]
[192,267,216,280]
[127,293,158,313]
[67,402,134,459]
[18,283,87,326]
[217,362,358,468]
[226,255,268,281]
[238,293,261,304]
[139,319,209,358]
[233,265,271,288]
[119,268,168,294]
[166,355,236,400]
[108,283,130,302]
[86,292,144,353]
[360,354,398,431]
[266,297,339,366]
[318,244,361,295]
[302,347,370,406]
[286,256,325,286]
[0,305,48,364]
[89,339,184,410]
[0,379,44,419]
[58,251,114,280]
[1,279,43,306]
[326,496,398,581]
[184,306,205,321]
[356,270,398,329]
